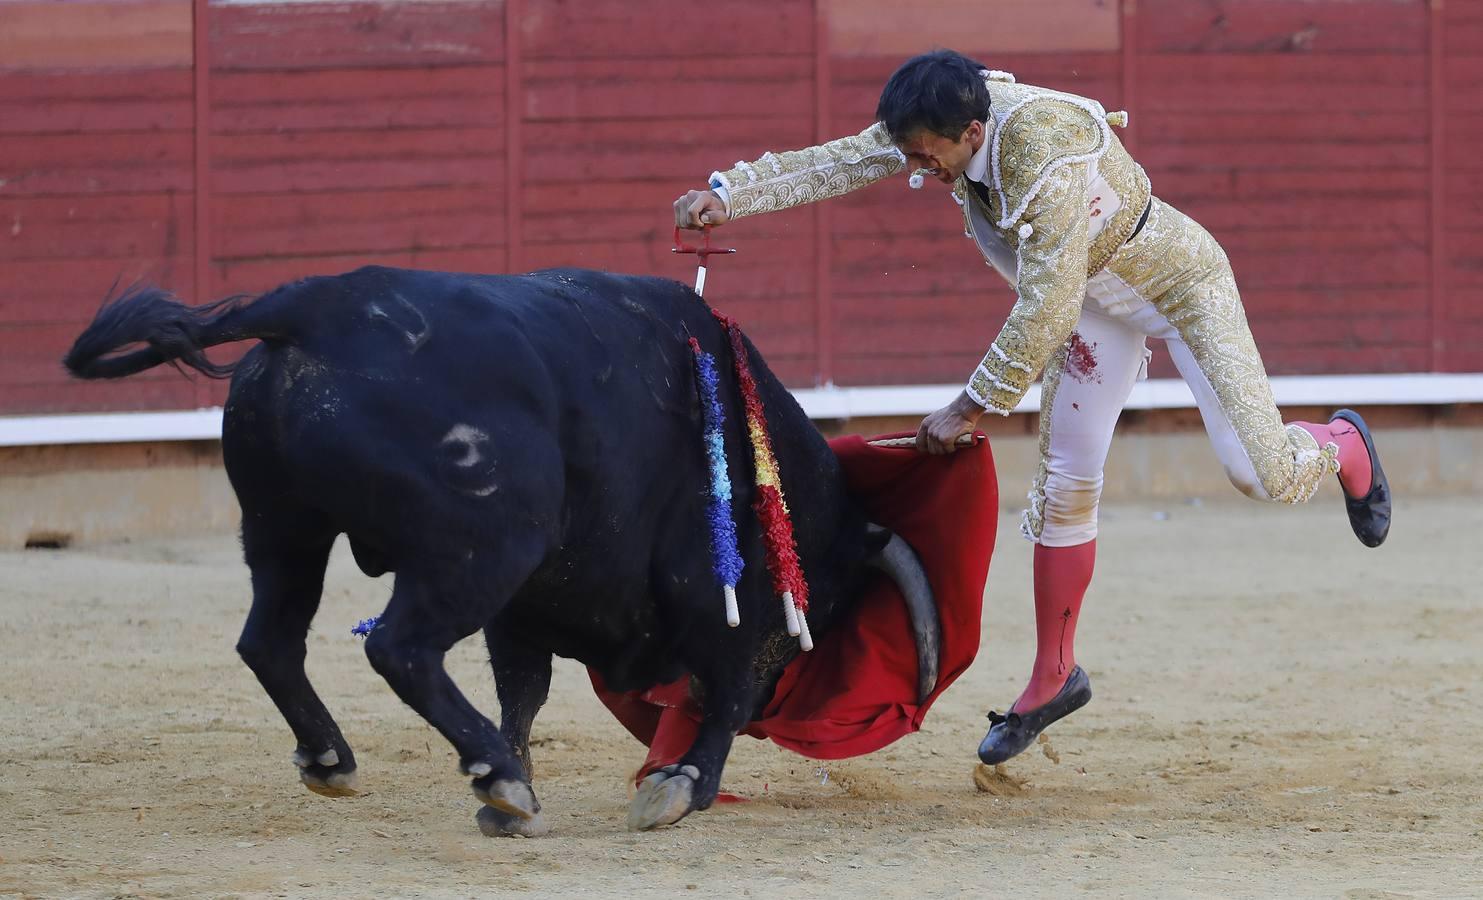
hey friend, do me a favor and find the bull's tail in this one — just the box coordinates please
[64,284,273,380]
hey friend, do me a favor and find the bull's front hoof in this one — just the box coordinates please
[472,776,539,821]
[476,804,550,838]
[627,764,700,831]
[293,747,361,798]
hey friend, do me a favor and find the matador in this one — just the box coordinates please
[674,49,1391,764]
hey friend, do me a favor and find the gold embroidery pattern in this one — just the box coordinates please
[953,180,973,236]
[1085,140,1150,276]
[971,81,1149,279]
[956,175,991,240]
[716,122,905,220]
[967,164,1089,414]
[959,146,1148,284]
[1106,199,1338,502]
[1020,342,1070,542]
[985,80,1042,109]
[990,95,1109,226]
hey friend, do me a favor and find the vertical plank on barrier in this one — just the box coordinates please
[1429,0,1446,372]
[1119,0,1137,156]
[505,0,524,275]
[192,0,211,407]
[813,0,834,387]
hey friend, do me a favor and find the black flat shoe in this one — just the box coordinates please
[977,665,1092,765]
[1330,409,1390,548]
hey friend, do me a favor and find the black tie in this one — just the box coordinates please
[967,177,992,208]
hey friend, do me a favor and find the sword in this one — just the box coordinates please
[672,225,736,296]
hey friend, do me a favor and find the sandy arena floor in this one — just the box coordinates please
[2,495,1480,899]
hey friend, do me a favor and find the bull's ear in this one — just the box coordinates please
[864,522,893,556]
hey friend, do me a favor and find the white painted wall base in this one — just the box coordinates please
[3,373,1481,448]
[5,424,1479,549]
[792,372,1483,420]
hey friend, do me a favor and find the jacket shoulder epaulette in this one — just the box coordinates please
[989,86,1113,229]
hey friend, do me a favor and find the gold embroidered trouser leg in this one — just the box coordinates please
[1103,198,1339,504]
[1019,199,1340,542]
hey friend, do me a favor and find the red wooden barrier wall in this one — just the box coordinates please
[0,0,1477,415]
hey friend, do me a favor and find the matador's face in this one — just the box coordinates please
[895,120,987,185]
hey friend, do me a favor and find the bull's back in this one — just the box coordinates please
[220,266,714,574]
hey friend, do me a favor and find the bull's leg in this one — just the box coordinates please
[363,560,542,822]
[485,627,552,779]
[628,659,756,831]
[476,627,553,837]
[236,520,358,797]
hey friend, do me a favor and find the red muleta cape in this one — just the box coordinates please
[589,432,998,774]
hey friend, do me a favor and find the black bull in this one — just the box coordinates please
[64,265,941,833]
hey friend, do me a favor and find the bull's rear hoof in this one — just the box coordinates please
[476,804,550,838]
[473,777,539,821]
[300,766,361,797]
[294,748,360,798]
[627,765,699,831]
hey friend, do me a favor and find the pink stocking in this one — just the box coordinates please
[1293,419,1372,498]
[1013,540,1096,713]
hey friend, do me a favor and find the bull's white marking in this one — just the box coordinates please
[294,747,339,768]
[367,293,432,352]
[467,761,493,777]
[391,292,431,352]
[441,425,500,496]
[442,424,487,467]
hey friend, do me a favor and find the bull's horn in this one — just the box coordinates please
[866,528,941,703]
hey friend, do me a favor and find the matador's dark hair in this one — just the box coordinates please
[875,49,992,142]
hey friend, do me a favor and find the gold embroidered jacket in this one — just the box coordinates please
[709,75,1151,415]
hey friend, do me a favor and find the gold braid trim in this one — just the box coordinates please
[990,93,1109,230]
[1020,342,1070,542]
[1107,199,1340,502]
[967,164,1089,414]
[1085,140,1150,276]
[966,81,1149,279]
[711,122,905,220]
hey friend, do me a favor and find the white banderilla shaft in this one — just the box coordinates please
[723,584,740,628]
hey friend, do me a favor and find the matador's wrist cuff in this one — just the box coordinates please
[966,340,1034,415]
[965,366,1019,416]
[707,174,732,216]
